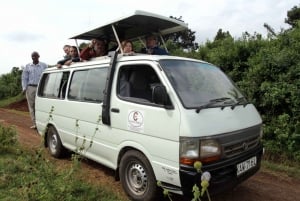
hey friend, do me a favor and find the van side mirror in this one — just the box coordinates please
[152,84,173,109]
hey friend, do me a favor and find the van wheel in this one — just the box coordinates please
[119,150,158,201]
[47,126,65,158]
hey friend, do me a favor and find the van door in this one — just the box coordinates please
[61,67,108,151]
[110,62,181,170]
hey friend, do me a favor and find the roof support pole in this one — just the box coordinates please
[138,37,146,48]
[159,34,168,53]
[74,39,81,56]
[111,24,123,54]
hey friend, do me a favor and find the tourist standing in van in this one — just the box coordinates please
[121,40,135,55]
[80,38,107,60]
[63,44,71,59]
[57,44,71,67]
[57,46,80,68]
[21,51,48,129]
[141,34,168,55]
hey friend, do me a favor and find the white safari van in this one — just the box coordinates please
[36,11,263,201]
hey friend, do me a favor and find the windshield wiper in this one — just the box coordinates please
[196,97,231,113]
[230,97,249,109]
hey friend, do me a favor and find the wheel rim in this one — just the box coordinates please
[49,133,58,153]
[126,162,148,195]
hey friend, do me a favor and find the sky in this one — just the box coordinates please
[0,0,299,75]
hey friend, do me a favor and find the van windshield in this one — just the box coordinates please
[159,59,245,109]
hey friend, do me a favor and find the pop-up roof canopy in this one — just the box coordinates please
[70,10,188,42]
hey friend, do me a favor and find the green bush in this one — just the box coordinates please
[0,123,18,153]
[0,67,22,99]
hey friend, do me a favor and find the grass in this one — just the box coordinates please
[0,93,25,107]
[261,160,300,179]
[261,151,300,179]
[0,124,128,201]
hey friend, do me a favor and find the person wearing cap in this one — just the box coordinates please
[21,51,48,129]
[140,34,168,55]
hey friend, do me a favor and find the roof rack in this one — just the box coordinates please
[70,10,188,54]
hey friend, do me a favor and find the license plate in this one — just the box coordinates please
[236,156,257,176]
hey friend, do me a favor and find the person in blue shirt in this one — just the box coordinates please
[21,51,48,129]
[140,35,168,55]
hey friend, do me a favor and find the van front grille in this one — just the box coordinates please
[224,136,260,158]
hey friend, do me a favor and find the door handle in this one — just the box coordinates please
[111,108,120,113]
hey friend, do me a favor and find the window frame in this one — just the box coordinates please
[67,67,108,103]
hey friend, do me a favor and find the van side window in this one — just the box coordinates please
[58,72,70,99]
[68,67,108,103]
[38,72,70,99]
[117,65,161,103]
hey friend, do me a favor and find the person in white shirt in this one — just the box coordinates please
[21,51,47,129]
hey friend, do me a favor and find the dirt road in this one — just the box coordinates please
[1,100,300,201]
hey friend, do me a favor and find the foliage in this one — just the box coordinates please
[262,160,300,179]
[0,124,18,153]
[0,93,25,108]
[243,26,300,161]
[164,16,199,50]
[0,67,22,99]
[214,28,232,41]
[0,124,127,201]
[285,5,300,28]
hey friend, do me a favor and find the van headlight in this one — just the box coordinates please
[180,138,221,166]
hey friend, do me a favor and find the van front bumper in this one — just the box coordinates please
[179,144,263,197]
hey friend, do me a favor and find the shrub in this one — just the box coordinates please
[0,123,18,153]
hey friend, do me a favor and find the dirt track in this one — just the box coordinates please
[1,100,300,201]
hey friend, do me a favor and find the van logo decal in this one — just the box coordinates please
[128,110,144,132]
[242,142,249,151]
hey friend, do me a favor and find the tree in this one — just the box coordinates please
[0,67,22,99]
[163,16,199,50]
[285,5,300,28]
[263,23,276,37]
[214,29,232,41]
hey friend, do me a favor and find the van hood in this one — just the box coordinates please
[179,104,262,137]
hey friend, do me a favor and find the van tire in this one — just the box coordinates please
[47,126,65,158]
[119,150,158,201]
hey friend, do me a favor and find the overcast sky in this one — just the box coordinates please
[0,0,298,75]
